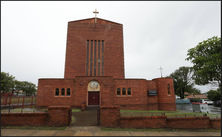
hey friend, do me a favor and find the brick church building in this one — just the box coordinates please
[36,15,176,111]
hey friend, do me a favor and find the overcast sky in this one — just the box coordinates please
[1,1,221,93]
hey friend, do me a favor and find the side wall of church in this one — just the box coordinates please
[36,79,75,108]
[112,79,159,110]
[64,20,124,79]
[153,77,176,111]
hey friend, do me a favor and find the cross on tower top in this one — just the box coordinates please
[93,9,99,23]
[158,66,164,77]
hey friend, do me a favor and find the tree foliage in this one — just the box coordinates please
[20,81,37,96]
[206,89,221,101]
[186,36,221,87]
[1,72,15,93]
[169,66,198,99]
[1,71,37,95]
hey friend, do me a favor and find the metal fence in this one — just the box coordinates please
[1,93,36,109]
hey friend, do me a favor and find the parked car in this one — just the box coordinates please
[213,100,221,106]
[199,99,213,105]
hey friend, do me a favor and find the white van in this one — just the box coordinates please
[199,99,213,105]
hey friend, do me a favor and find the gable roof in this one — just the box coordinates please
[186,94,207,99]
[68,17,122,25]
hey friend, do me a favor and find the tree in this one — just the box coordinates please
[20,81,37,96]
[14,80,24,95]
[206,90,221,101]
[169,66,197,99]
[1,72,15,93]
[186,36,221,87]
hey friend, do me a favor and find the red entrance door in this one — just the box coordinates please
[88,92,100,105]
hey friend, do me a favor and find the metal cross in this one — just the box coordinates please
[93,9,99,23]
[158,66,164,77]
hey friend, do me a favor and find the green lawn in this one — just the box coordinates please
[120,109,221,119]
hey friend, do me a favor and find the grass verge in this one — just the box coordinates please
[72,109,81,112]
[1,126,67,130]
[101,127,221,132]
[120,109,221,119]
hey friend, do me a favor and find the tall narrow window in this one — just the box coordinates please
[98,40,100,76]
[102,40,104,76]
[117,88,121,96]
[127,88,131,95]
[167,84,170,94]
[94,40,97,76]
[61,88,65,96]
[122,88,126,95]
[86,40,89,76]
[90,40,93,76]
[55,88,59,96]
[67,88,70,96]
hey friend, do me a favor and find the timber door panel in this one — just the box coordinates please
[88,92,100,105]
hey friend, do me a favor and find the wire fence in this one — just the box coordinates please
[1,93,36,109]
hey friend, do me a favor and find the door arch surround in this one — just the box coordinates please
[87,80,100,106]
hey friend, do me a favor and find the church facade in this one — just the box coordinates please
[36,17,176,111]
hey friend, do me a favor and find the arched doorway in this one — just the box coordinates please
[87,81,100,106]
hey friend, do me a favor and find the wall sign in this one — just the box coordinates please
[148,90,157,96]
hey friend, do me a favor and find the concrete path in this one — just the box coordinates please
[70,106,99,126]
[1,126,221,136]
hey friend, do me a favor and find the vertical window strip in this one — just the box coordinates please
[122,88,126,95]
[55,88,59,96]
[94,40,97,76]
[167,84,170,94]
[117,88,121,95]
[61,88,65,96]
[86,40,89,76]
[127,88,131,95]
[67,88,70,96]
[90,40,93,76]
[102,40,104,76]
[98,40,100,76]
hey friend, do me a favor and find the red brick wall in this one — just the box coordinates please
[113,79,148,106]
[120,116,167,128]
[1,106,71,127]
[37,77,176,111]
[37,79,75,108]
[153,78,176,111]
[47,106,71,127]
[147,80,159,110]
[64,18,124,79]
[1,113,48,126]
[167,117,211,129]
[100,107,221,129]
[210,119,221,129]
[100,106,120,128]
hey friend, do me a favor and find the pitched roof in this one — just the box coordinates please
[186,94,207,99]
[68,17,122,25]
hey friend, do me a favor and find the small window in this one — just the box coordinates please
[127,88,131,95]
[167,84,170,94]
[122,88,126,95]
[55,88,59,96]
[61,88,65,96]
[117,88,121,95]
[67,88,70,96]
